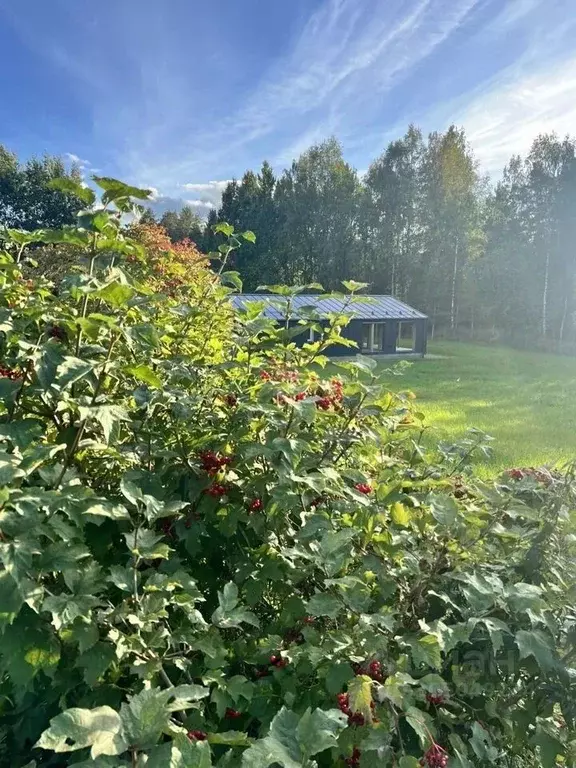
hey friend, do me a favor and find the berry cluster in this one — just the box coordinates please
[314,378,344,411]
[224,393,237,407]
[345,747,361,767]
[356,660,385,682]
[420,744,448,767]
[270,654,288,669]
[160,519,174,538]
[0,365,20,380]
[205,483,227,498]
[199,451,232,476]
[225,708,241,719]
[187,730,207,741]
[48,325,66,341]
[336,693,374,726]
[507,466,552,485]
[426,692,445,706]
[354,482,372,495]
[249,498,263,512]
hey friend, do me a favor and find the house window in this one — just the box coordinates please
[361,323,385,352]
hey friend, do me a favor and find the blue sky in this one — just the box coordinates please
[1,0,575,216]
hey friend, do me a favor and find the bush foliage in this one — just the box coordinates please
[0,178,574,767]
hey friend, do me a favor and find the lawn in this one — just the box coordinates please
[374,341,576,476]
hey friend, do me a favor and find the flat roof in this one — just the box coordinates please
[231,294,427,321]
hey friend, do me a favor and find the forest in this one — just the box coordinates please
[2,125,576,351]
[159,127,576,352]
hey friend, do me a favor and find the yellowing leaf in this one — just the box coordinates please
[391,502,411,527]
[347,674,373,723]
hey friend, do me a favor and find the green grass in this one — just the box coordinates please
[374,341,576,476]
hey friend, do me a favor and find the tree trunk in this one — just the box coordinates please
[450,245,459,336]
[542,249,549,339]
[559,293,568,344]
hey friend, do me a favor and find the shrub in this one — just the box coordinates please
[0,178,574,767]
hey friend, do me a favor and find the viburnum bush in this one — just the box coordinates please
[0,178,574,768]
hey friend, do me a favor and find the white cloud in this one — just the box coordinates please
[455,56,576,174]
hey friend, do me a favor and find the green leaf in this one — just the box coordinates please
[241,230,256,243]
[212,582,259,629]
[120,688,173,749]
[214,222,234,236]
[208,730,250,747]
[96,281,135,308]
[168,684,211,710]
[93,176,152,204]
[399,758,421,768]
[515,629,557,671]
[408,634,442,670]
[469,722,498,761]
[325,662,355,695]
[124,363,162,389]
[405,706,436,749]
[306,592,342,619]
[49,177,96,205]
[318,528,355,576]
[390,501,411,527]
[124,529,171,560]
[531,725,564,767]
[427,493,459,526]
[76,642,116,686]
[1,608,60,686]
[152,735,212,768]
[56,356,95,389]
[36,706,127,759]
[78,404,130,444]
[241,706,346,768]
[295,708,348,760]
[341,280,368,293]
[220,271,243,292]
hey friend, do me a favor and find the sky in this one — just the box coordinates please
[1,0,576,217]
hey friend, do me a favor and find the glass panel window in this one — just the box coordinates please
[373,323,384,351]
[361,324,371,350]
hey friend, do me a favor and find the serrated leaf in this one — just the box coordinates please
[76,642,116,685]
[56,356,95,389]
[306,592,342,619]
[325,662,355,695]
[124,529,171,560]
[124,363,162,388]
[405,706,436,748]
[212,582,259,629]
[78,404,129,444]
[408,634,442,670]
[120,688,171,749]
[531,725,564,767]
[36,706,127,758]
[208,730,250,747]
[427,493,459,526]
[515,629,557,671]
[347,675,373,723]
[390,501,411,527]
[296,708,348,760]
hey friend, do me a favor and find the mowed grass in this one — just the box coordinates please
[373,341,576,476]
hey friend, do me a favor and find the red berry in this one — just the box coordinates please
[249,498,263,512]
[426,692,445,706]
[347,711,365,726]
[422,744,449,767]
[225,708,241,719]
[345,747,361,767]
[368,660,383,681]
[302,615,315,625]
[295,391,307,401]
[255,668,269,679]
[187,730,207,741]
[225,394,237,407]
[354,482,372,495]
[316,396,333,410]
[336,693,350,715]
[260,370,271,381]
[205,483,227,497]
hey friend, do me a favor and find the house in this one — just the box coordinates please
[231,294,428,356]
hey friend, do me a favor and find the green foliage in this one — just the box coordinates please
[0,183,574,768]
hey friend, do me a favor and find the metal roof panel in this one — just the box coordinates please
[231,294,427,320]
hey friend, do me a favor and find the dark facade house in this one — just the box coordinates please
[231,294,428,356]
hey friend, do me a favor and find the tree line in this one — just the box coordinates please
[158,127,576,350]
[2,126,576,350]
